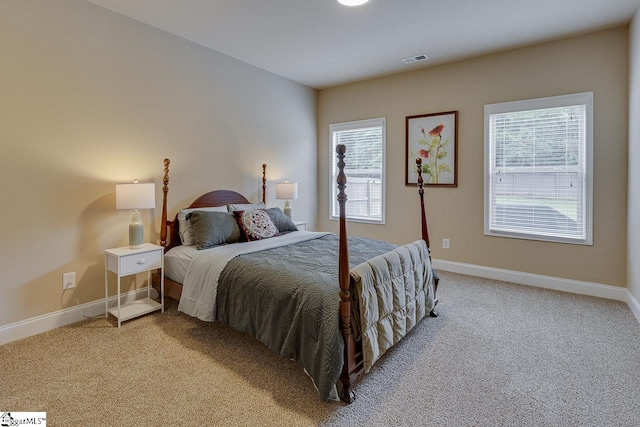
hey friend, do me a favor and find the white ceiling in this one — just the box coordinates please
[86,0,640,89]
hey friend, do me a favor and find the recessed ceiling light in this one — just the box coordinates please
[337,0,372,6]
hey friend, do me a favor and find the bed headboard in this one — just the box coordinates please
[160,159,267,251]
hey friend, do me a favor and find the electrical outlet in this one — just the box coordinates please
[442,238,450,250]
[63,272,76,290]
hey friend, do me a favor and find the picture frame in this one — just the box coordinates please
[405,110,458,187]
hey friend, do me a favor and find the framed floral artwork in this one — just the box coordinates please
[405,111,458,186]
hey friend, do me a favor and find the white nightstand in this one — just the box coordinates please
[294,221,307,231]
[105,243,164,327]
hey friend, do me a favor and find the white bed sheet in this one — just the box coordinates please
[164,245,199,283]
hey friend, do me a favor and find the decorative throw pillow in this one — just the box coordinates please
[188,211,242,250]
[233,209,279,241]
[177,206,227,246]
[264,207,299,233]
[226,202,266,212]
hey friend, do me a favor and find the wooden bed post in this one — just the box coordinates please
[416,158,430,247]
[336,144,357,403]
[160,158,170,248]
[416,158,439,317]
[262,164,267,205]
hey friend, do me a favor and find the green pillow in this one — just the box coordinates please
[187,211,242,250]
[264,207,299,233]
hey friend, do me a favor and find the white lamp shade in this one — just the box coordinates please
[116,182,156,210]
[275,182,298,200]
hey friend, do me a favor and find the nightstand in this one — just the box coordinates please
[105,243,164,327]
[294,221,307,231]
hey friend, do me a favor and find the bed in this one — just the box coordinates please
[151,146,440,403]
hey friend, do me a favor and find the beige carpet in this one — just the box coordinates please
[2,271,640,426]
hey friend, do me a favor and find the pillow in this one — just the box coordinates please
[187,211,242,250]
[227,202,266,212]
[233,209,279,241]
[264,207,298,233]
[177,206,228,246]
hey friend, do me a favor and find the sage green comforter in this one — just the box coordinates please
[215,234,396,402]
[351,240,435,373]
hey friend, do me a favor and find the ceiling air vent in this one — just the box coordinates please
[402,54,429,64]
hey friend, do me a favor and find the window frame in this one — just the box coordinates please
[483,92,594,245]
[330,117,386,224]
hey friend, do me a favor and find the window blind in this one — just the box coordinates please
[330,118,385,223]
[485,93,593,244]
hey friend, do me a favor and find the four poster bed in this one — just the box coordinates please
[151,145,440,403]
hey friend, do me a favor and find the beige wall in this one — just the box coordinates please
[0,0,317,327]
[0,1,631,330]
[318,27,628,287]
[629,11,640,299]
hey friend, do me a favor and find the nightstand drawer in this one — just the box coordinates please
[119,250,162,276]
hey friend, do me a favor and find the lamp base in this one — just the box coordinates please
[283,200,292,219]
[129,210,144,249]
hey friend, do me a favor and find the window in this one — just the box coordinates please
[330,118,386,224]
[484,92,593,244]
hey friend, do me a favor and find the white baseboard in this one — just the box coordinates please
[626,290,640,324]
[435,257,640,324]
[0,288,159,346]
[432,259,629,302]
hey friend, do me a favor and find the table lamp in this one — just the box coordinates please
[275,181,298,219]
[116,180,156,248]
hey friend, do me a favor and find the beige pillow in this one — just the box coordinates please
[226,202,266,212]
